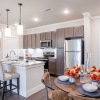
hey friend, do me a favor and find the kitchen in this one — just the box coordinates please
[0,0,100,100]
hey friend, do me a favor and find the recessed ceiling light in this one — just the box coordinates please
[33,17,39,22]
[63,9,69,15]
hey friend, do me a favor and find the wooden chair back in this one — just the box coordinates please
[41,72,52,100]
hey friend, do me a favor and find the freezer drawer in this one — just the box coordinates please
[64,51,81,68]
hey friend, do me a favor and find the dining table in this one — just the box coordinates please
[54,77,100,100]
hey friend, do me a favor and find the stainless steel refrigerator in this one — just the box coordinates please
[64,39,84,68]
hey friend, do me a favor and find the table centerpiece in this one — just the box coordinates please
[87,66,100,85]
[66,65,81,83]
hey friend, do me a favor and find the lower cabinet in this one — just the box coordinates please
[56,49,64,76]
[49,59,56,75]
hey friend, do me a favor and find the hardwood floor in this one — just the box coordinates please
[0,76,58,100]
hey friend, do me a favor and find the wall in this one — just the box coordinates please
[91,16,100,67]
[0,24,23,58]
[26,19,84,34]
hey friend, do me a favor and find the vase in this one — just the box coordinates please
[69,77,75,83]
[92,80,98,86]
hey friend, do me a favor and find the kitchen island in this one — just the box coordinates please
[3,60,45,98]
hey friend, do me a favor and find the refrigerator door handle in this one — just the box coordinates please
[64,41,66,52]
[64,51,66,70]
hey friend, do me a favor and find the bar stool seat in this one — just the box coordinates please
[0,64,20,100]
[4,72,20,81]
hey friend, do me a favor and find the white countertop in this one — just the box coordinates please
[2,60,45,66]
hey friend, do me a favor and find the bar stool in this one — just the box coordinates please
[0,64,20,100]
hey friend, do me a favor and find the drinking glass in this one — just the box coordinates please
[80,73,86,83]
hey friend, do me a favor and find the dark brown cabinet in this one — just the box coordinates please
[36,34,40,48]
[40,32,45,41]
[56,49,64,75]
[49,59,56,75]
[23,35,28,49]
[56,28,64,49]
[74,25,84,37]
[51,31,57,48]
[64,27,74,38]
[45,32,51,40]
[31,34,36,49]
[27,35,32,48]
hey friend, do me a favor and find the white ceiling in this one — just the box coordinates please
[0,0,100,29]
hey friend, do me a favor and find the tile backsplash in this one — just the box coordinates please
[17,48,57,58]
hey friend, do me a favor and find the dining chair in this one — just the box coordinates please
[0,63,20,100]
[41,72,68,100]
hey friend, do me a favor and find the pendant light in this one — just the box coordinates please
[5,9,11,37]
[17,3,23,35]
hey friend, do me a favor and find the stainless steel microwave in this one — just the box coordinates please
[40,40,52,48]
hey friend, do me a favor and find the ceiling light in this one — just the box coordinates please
[5,9,11,37]
[17,3,23,35]
[34,17,39,22]
[64,9,69,14]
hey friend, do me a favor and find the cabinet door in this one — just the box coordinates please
[23,35,28,49]
[49,59,56,75]
[56,49,64,75]
[27,35,32,48]
[74,25,84,37]
[40,32,45,41]
[31,34,36,49]
[56,28,64,49]
[36,34,40,48]
[52,31,57,48]
[45,32,51,40]
[64,27,74,38]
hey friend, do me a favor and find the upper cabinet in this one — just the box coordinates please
[45,32,51,40]
[64,27,74,38]
[40,32,45,41]
[36,34,40,48]
[51,31,57,48]
[23,35,28,49]
[27,35,32,48]
[64,25,84,38]
[23,25,84,49]
[74,25,84,37]
[40,32,51,41]
[56,28,64,49]
[31,34,36,49]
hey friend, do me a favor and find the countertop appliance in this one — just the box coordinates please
[40,40,52,48]
[35,52,55,70]
[64,39,84,68]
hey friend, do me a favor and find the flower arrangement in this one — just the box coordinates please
[66,65,81,77]
[87,66,100,81]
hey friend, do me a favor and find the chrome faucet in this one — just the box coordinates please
[10,51,16,58]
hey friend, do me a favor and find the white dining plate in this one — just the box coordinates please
[58,75,69,81]
[82,83,98,92]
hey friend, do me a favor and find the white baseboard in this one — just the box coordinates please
[12,84,45,98]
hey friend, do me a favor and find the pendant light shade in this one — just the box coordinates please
[5,9,11,37]
[17,3,23,35]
